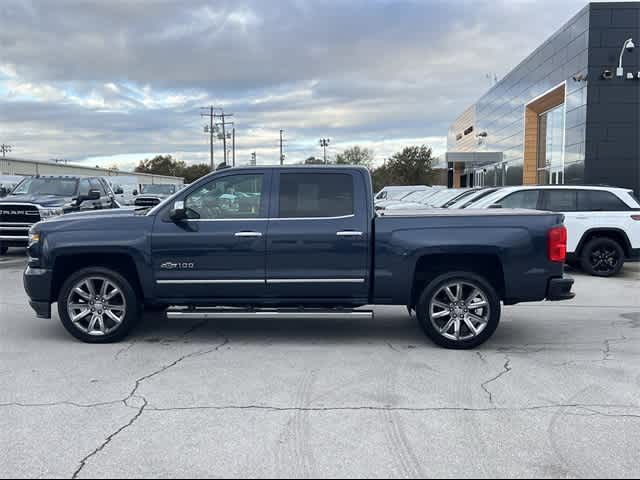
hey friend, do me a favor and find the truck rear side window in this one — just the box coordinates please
[279,173,354,218]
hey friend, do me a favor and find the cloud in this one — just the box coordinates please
[0,0,591,169]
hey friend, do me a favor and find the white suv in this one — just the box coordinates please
[470,185,640,277]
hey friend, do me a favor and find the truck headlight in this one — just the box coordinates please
[39,207,64,219]
[29,231,40,244]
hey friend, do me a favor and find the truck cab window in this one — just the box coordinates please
[184,174,263,219]
[278,173,354,218]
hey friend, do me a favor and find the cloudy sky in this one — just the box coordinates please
[0,0,596,171]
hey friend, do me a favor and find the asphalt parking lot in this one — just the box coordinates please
[1,253,639,478]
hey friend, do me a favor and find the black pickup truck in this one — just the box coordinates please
[0,176,119,255]
[23,166,574,349]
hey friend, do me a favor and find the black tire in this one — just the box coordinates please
[0,244,7,255]
[416,271,501,349]
[580,237,625,277]
[58,267,140,343]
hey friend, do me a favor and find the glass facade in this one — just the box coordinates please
[447,5,590,187]
[537,103,566,184]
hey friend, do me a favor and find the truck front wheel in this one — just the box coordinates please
[58,267,140,343]
[416,271,501,349]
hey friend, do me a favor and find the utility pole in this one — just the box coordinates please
[200,106,216,169]
[232,128,236,167]
[279,129,285,165]
[1,144,12,158]
[319,138,330,164]
[214,111,234,166]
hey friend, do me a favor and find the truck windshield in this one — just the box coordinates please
[11,178,78,196]
[141,184,176,195]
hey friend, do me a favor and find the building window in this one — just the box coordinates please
[537,104,565,185]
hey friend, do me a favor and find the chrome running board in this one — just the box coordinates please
[166,307,374,320]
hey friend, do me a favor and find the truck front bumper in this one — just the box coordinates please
[546,277,575,301]
[23,266,53,319]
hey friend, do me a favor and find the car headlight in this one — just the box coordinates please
[29,230,40,244]
[39,207,64,219]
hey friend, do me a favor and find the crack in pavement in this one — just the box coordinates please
[71,397,148,480]
[70,333,229,479]
[142,402,640,416]
[480,355,512,404]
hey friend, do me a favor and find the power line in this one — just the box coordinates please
[1,144,12,158]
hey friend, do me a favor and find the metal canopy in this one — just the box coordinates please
[445,152,504,166]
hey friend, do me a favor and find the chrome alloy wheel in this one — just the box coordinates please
[66,276,127,336]
[429,281,490,341]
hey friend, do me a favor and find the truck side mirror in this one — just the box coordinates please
[169,201,187,221]
[114,186,124,195]
[133,190,138,196]
[76,189,101,205]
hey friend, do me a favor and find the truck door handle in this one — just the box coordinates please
[336,231,364,237]
[234,231,263,238]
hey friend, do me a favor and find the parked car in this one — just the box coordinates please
[375,188,441,211]
[374,185,430,203]
[447,188,501,209]
[383,188,474,211]
[24,166,574,349]
[134,183,179,208]
[0,176,119,255]
[106,176,140,206]
[0,175,24,198]
[469,185,640,277]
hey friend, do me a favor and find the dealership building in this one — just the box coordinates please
[446,2,640,194]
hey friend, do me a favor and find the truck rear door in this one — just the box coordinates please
[265,169,370,301]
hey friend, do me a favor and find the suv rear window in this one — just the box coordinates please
[577,190,630,211]
[279,173,354,218]
[542,190,578,212]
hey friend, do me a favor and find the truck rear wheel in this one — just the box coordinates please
[58,267,140,343]
[416,271,501,349]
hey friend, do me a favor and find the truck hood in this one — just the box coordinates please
[0,194,73,208]
[35,207,154,235]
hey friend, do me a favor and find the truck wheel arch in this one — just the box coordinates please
[51,252,144,303]
[409,253,505,309]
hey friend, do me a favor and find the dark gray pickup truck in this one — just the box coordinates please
[24,166,574,348]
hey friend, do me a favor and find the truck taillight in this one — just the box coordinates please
[548,226,567,263]
[631,215,640,221]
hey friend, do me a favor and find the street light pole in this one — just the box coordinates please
[0,144,12,158]
[319,138,330,164]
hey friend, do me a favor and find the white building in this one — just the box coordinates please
[0,157,184,186]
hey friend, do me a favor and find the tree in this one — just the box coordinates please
[183,164,214,183]
[135,154,212,183]
[335,146,374,168]
[304,156,324,165]
[370,145,435,192]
